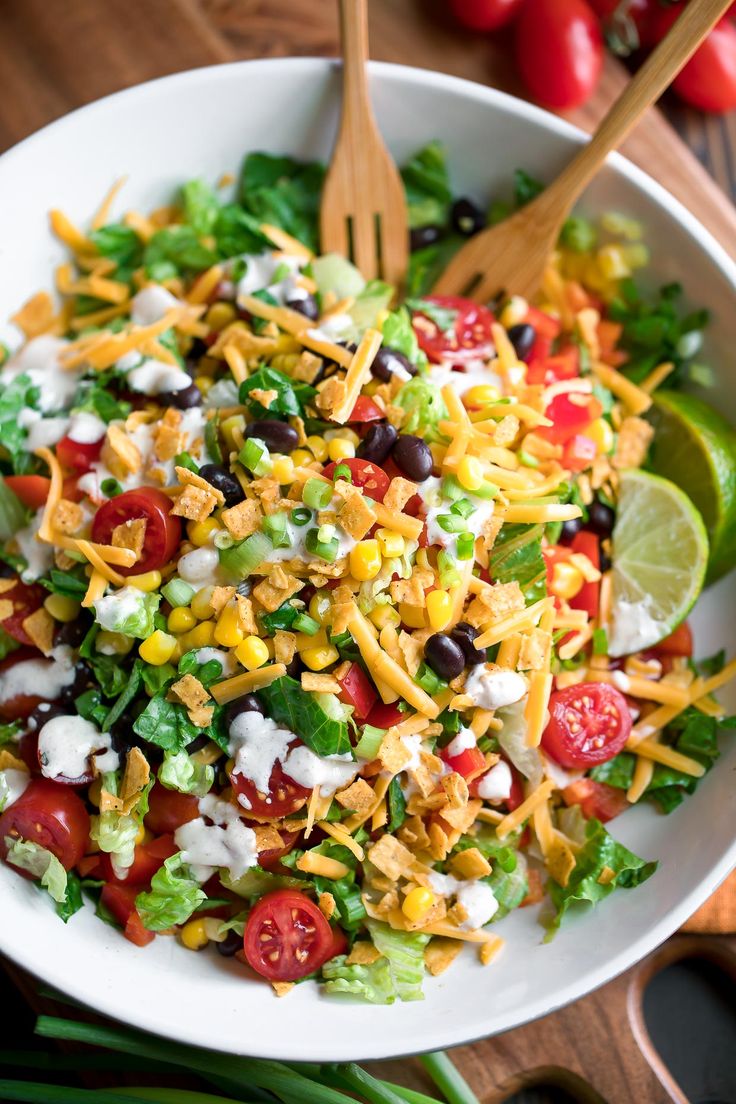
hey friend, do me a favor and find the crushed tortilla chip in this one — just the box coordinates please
[172,483,218,522]
[598,864,616,886]
[613,415,654,469]
[110,517,147,558]
[367,834,414,881]
[338,491,376,541]
[301,671,341,694]
[175,464,225,506]
[384,477,418,512]
[449,847,492,880]
[53,498,84,536]
[271,981,294,997]
[22,607,55,654]
[254,824,284,852]
[252,572,302,613]
[425,937,464,976]
[335,778,375,814]
[221,497,263,539]
[346,941,383,966]
[171,674,210,712]
[441,771,469,809]
[0,749,29,773]
[273,629,297,664]
[209,586,236,616]
[318,892,337,921]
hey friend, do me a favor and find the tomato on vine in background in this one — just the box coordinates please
[449,0,526,31]
[649,7,736,114]
[515,0,604,110]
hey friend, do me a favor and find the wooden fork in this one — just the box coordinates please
[320,0,408,286]
[432,0,733,303]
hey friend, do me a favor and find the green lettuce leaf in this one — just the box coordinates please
[213,204,274,259]
[181,178,219,236]
[322,955,396,1004]
[395,377,447,440]
[366,920,429,1002]
[136,852,206,931]
[0,480,28,541]
[380,307,427,369]
[143,226,218,281]
[0,373,42,471]
[90,223,144,282]
[4,837,68,904]
[239,366,316,419]
[257,676,351,757]
[239,153,325,253]
[56,869,84,923]
[159,750,214,797]
[133,692,200,753]
[490,523,547,605]
[400,141,452,228]
[93,588,160,639]
[406,234,464,298]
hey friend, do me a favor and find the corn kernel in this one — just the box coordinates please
[597,245,630,280]
[215,604,245,648]
[550,561,585,601]
[205,301,237,331]
[301,644,340,671]
[180,917,209,951]
[586,417,614,455]
[399,603,426,629]
[349,539,382,582]
[187,518,219,547]
[463,384,501,409]
[325,427,360,447]
[194,375,213,395]
[43,593,80,622]
[376,528,405,559]
[457,455,485,492]
[235,635,270,671]
[168,607,197,634]
[402,886,436,923]
[426,589,453,632]
[139,630,177,666]
[191,586,216,620]
[296,627,328,652]
[134,822,147,845]
[96,630,134,655]
[292,448,313,467]
[306,435,328,462]
[368,603,401,630]
[127,570,163,593]
[499,295,528,329]
[327,437,356,462]
[309,590,333,626]
[180,621,216,650]
[272,456,295,483]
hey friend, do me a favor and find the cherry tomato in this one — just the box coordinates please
[336,662,377,722]
[538,392,603,446]
[0,649,50,721]
[322,458,391,503]
[653,621,693,658]
[441,743,487,779]
[0,580,46,647]
[243,888,341,981]
[569,531,600,619]
[562,434,597,473]
[144,783,199,835]
[365,701,405,729]
[0,778,89,870]
[449,0,525,30]
[229,754,311,819]
[256,827,301,871]
[91,488,181,575]
[100,882,155,947]
[56,434,104,474]
[542,682,632,768]
[651,10,736,113]
[516,0,604,110]
[563,778,630,823]
[4,475,51,511]
[411,296,496,365]
[348,396,384,423]
[99,833,177,886]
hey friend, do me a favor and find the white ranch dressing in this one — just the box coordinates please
[177,546,224,588]
[1,335,81,413]
[14,509,54,582]
[445,726,477,759]
[126,358,192,396]
[464,665,528,711]
[93,586,146,632]
[130,285,181,326]
[428,871,499,930]
[38,714,119,781]
[0,646,77,706]
[426,360,504,397]
[418,476,495,552]
[235,253,304,307]
[475,760,513,802]
[18,410,70,451]
[67,411,106,444]
[174,793,258,882]
[0,768,29,811]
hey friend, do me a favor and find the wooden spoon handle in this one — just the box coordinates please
[547,0,733,211]
[337,0,374,129]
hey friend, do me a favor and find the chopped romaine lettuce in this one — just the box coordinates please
[159,750,214,797]
[4,837,68,904]
[93,588,160,640]
[136,853,206,931]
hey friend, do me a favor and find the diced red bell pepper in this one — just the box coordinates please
[652,621,693,658]
[336,662,377,722]
[366,701,405,728]
[562,434,597,473]
[525,306,562,340]
[562,778,629,823]
[538,392,603,446]
[569,531,600,620]
[440,744,486,779]
[526,346,580,386]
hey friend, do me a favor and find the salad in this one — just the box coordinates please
[0,144,733,1005]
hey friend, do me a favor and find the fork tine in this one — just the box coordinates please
[319,183,351,260]
[350,206,379,282]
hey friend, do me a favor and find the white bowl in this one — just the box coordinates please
[1,58,735,1063]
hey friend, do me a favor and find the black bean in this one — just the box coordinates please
[507,323,536,361]
[357,423,398,465]
[286,293,319,321]
[391,434,432,482]
[225,693,263,728]
[244,419,299,454]
[53,609,93,648]
[559,517,584,545]
[27,702,68,733]
[157,382,202,409]
[451,197,486,237]
[60,662,95,705]
[216,930,243,957]
[425,633,465,681]
[198,463,245,509]
[588,499,616,539]
[410,225,444,251]
[371,345,417,383]
[450,621,487,667]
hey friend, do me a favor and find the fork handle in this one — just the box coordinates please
[337,0,376,131]
[544,0,732,213]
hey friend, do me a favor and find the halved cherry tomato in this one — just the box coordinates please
[563,778,629,823]
[100,882,155,947]
[144,783,199,835]
[56,434,104,474]
[0,580,46,647]
[336,662,377,722]
[365,701,405,729]
[516,0,604,110]
[4,475,51,511]
[562,434,597,473]
[411,296,496,365]
[569,531,600,619]
[441,743,486,779]
[653,621,693,658]
[229,754,311,819]
[0,778,89,870]
[243,888,341,981]
[348,396,384,423]
[99,833,177,886]
[322,458,390,503]
[91,488,181,575]
[256,827,301,871]
[538,393,603,447]
[0,648,50,721]
[450,0,524,31]
[542,682,632,769]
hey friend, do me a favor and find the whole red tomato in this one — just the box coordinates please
[516,0,604,110]
[651,10,736,113]
[450,0,525,31]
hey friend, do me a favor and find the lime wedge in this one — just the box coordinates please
[608,469,708,657]
[647,390,736,583]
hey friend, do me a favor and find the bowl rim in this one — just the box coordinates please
[1,55,735,1061]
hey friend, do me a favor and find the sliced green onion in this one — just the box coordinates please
[496,847,518,873]
[415,662,447,695]
[262,511,291,549]
[471,480,499,501]
[213,530,234,551]
[291,506,312,526]
[292,612,320,635]
[238,437,271,476]
[592,627,609,655]
[518,449,540,469]
[354,724,385,760]
[332,463,352,483]
[437,550,460,589]
[437,513,466,534]
[305,527,339,563]
[450,498,473,519]
[420,1051,481,1104]
[440,474,464,501]
[560,216,597,253]
[218,531,273,579]
[456,532,475,560]
[100,478,123,498]
[303,478,333,510]
[174,451,198,474]
[317,523,336,543]
[161,579,196,609]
